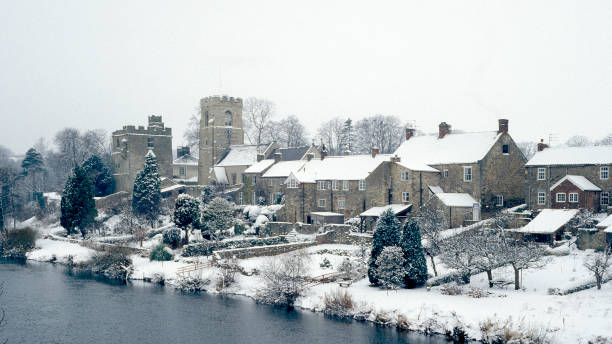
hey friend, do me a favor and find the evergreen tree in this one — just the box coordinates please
[60,165,97,236]
[340,118,353,153]
[375,246,405,291]
[200,197,235,241]
[201,185,216,205]
[82,155,114,197]
[173,194,200,245]
[400,219,428,288]
[132,151,161,227]
[21,148,45,196]
[368,209,401,285]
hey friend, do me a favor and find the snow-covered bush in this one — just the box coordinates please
[480,317,554,344]
[344,216,361,232]
[319,257,332,269]
[162,227,182,249]
[0,227,37,259]
[84,247,132,281]
[182,236,287,257]
[374,246,404,290]
[150,244,173,261]
[216,259,241,291]
[323,289,355,318]
[256,251,310,309]
[174,274,209,292]
[440,282,463,295]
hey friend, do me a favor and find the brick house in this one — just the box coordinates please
[549,175,601,211]
[525,145,612,211]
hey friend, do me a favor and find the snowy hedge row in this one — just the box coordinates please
[182,236,288,257]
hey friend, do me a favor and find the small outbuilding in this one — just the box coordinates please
[359,204,412,232]
[310,212,345,226]
[430,193,480,228]
[516,209,579,244]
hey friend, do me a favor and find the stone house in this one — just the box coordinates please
[549,175,601,211]
[111,115,173,193]
[211,143,276,189]
[172,146,198,183]
[525,145,612,211]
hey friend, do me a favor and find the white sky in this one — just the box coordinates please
[1,0,612,154]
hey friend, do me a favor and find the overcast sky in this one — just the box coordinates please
[1,0,611,154]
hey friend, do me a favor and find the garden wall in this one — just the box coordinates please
[213,241,316,260]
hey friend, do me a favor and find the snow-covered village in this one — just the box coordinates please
[2,2,612,344]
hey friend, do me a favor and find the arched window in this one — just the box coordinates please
[205,111,209,127]
[225,110,232,126]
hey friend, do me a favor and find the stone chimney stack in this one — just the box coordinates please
[273,152,282,163]
[405,128,415,141]
[257,153,265,162]
[390,154,401,163]
[371,147,380,158]
[498,119,509,134]
[438,122,451,139]
[306,152,314,161]
[537,139,549,152]
[176,146,190,158]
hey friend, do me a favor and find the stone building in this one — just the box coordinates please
[111,115,173,193]
[172,146,198,183]
[525,145,612,211]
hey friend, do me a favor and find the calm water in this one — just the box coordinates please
[0,262,447,344]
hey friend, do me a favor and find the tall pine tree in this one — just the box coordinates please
[340,118,353,153]
[60,165,97,236]
[21,148,45,198]
[132,151,161,228]
[400,218,428,288]
[368,209,401,285]
[82,155,114,197]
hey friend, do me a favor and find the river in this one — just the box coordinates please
[0,262,447,344]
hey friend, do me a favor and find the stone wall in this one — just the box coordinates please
[213,241,316,260]
[576,228,605,250]
[95,191,129,211]
[315,224,372,245]
[266,221,315,236]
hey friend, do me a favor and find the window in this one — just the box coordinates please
[252,176,257,186]
[402,192,410,202]
[224,110,232,126]
[318,199,326,208]
[242,174,247,183]
[537,168,546,180]
[116,138,120,147]
[317,181,326,190]
[287,178,298,189]
[601,192,609,206]
[359,180,366,191]
[401,171,409,181]
[601,166,609,180]
[443,169,448,178]
[556,193,566,203]
[332,180,338,190]
[537,192,546,205]
[269,179,273,186]
[343,180,349,191]
[569,193,579,203]
[502,144,509,154]
[338,199,345,210]
[147,137,154,148]
[463,167,472,182]
[179,167,185,176]
[205,111,209,127]
[496,195,504,207]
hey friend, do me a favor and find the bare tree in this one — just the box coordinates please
[353,114,403,154]
[256,250,310,309]
[415,203,447,276]
[566,135,592,147]
[584,248,611,290]
[243,97,275,145]
[500,236,546,290]
[267,116,308,148]
[183,106,201,151]
[517,141,537,160]
[316,117,344,155]
[597,133,612,146]
[439,230,481,283]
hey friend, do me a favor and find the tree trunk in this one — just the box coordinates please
[486,270,493,288]
[514,267,520,290]
[429,255,438,277]
[596,276,602,290]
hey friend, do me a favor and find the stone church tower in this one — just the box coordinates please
[198,95,244,185]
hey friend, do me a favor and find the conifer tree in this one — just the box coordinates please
[173,194,200,245]
[340,118,353,153]
[368,209,401,285]
[132,151,161,228]
[82,155,114,197]
[400,218,428,288]
[21,148,45,197]
[375,246,405,291]
[200,197,234,241]
[60,165,97,236]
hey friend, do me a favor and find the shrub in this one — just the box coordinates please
[256,251,309,309]
[175,274,209,292]
[234,222,246,235]
[320,257,332,269]
[480,317,554,344]
[440,282,463,295]
[1,227,37,259]
[323,289,355,318]
[216,260,241,291]
[162,227,182,249]
[85,247,132,280]
[150,244,173,261]
[182,236,287,257]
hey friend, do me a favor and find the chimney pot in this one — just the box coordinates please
[498,119,509,134]
[537,139,549,152]
[306,152,315,161]
[320,144,328,160]
[371,147,380,158]
[438,122,451,139]
[405,128,415,140]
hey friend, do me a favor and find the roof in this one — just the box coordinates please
[244,159,275,174]
[597,214,612,229]
[393,131,503,165]
[394,160,439,172]
[434,193,478,207]
[216,144,269,167]
[213,166,228,184]
[279,146,310,161]
[292,154,390,183]
[173,154,198,166]
[519,209,579,234]
[525,145,612,166]
[428,185,444,194]
[360,204,412,217]
[549,175,602,192]
[310,212,344,217]
[263,160,306,178]
[161,184,185,193]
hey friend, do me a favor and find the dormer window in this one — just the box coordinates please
[287,178,298,189]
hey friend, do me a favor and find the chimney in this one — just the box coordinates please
[405,128,415,141]
[306,152,314,161]
[176,146,190,158]
[257,153,265,162]
[320,144,328,160]
[274,152,282,163]
[390,154,401,163]
[498,119,509,134]
[537,139,549,152]
[371,147,379,158]
[438,122,451,139]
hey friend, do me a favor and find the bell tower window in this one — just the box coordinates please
[225,110,233,126]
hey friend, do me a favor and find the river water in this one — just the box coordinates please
[0,262,447,344]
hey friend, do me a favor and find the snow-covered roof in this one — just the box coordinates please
[161,184,184,193]
[216,144,269,167]
[434,193,478,207]
[360,204,412,217]
[244,159,276,174]
[519,209,579,234]
[596,214,612,229]
[525,145,612,166]
[393,131,503,165]
[213,166,228,184]
[394,160,439,172]
[279,146,310,161]
[310,211,344,217]
[549,175,601,192]
[173,154,198,166]
[263,160,306,178]
[428,185,444,194]
[292,154,390,183]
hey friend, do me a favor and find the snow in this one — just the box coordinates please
[262,160,305,178]
[28,238,95,264]
[596,214,612,229]
[310,211,344,216]
[213,166,228,184]
[519,209,579,234]
[394,160,439,172]
[428,185,444,194]
[173,154,198,166]
[43,192,61,201]
[549,175,602,191]
[393,131,502,165]
[526,145,612,166]
[145,149,156,158]
[160,184,184,193]
[244,159,275,173]
[292,154,390,182]
[435,193,478,207]
[215,144,269,167]
[360,204,411,217]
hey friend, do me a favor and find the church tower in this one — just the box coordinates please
[198,95,244,185]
